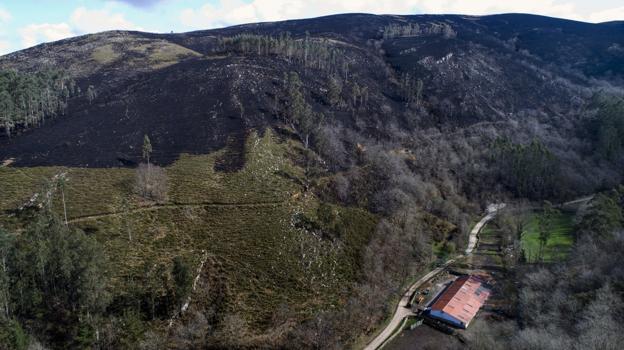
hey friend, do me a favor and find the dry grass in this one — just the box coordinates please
[130,41,202,69]
[0,166,133,219]
[91,44,122,64]
[90,39,201,69]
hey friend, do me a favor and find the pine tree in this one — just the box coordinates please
[0,69,74,136]
[86,85,97,104]
[54,172,69,227]
[0,228,13,319]
[327,77,342,107]
[286,72,323,148]
[415,79,423,105]
[142,135,153,165]
[172,257,192,309]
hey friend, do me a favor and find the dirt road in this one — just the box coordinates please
[364,204,504,350]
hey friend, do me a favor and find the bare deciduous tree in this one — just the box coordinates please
[135,163,168,202]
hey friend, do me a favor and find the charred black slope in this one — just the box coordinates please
[0,13,623,167]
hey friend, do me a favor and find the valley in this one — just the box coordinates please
[0,11,623,350]
[382,198,591,350]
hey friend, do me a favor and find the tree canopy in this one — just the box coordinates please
[587,95,624,161]
[493,138,562,199]
[0,69,75,137]
[0,212,108,348]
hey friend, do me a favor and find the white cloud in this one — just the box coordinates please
[587,6,624,23]
[180,0,258,28]
[19,23,74,47]
[18,6,143,49]
[179,0,433,29]
[110,0,166,8]
[425,0,581,19]
[179,0,589,29]
[0,7,10,23]
[70,6,142,34]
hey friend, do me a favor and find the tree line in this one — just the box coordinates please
[382,22,457,40]
[0,69,75,137]
[586,94,624,162]
[399,72,424,106]
[216,32,350,77]
[0,211,107,349]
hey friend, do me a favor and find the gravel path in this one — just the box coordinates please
[364,204,504,350]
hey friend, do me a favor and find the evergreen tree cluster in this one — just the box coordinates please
[399,72,424,105]
[217,32,349,75]
[0,210,194,348]
[285,72,324,148]
[0,70,75,137]
[576,189,624,238]
[349,81,369,109]
[382,22,456,39]
[0,212,108,348]
[587,95,624,161]
[133,255,193,322]
[383,23,423,39]
[493,138,562,199]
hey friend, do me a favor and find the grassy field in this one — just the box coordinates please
[0,130,299,219]
[0,130,378,333]
[521,211,575,263]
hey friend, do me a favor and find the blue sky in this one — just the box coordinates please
[1,0,623,55]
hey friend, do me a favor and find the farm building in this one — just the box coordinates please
[425,275,491,329]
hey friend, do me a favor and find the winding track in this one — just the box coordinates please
[363,204,505,350]
[67,200,284,223]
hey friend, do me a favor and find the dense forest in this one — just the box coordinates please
[0,208,192,349]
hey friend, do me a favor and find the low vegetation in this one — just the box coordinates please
[0,130,382,348]
[91,44,121,65]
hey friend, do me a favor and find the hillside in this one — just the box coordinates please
[1,14,623,167]
[1,13,624,349]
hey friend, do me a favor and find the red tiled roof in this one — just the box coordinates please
[429,275,491,325]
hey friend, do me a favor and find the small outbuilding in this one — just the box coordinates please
[425,275,491,329]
